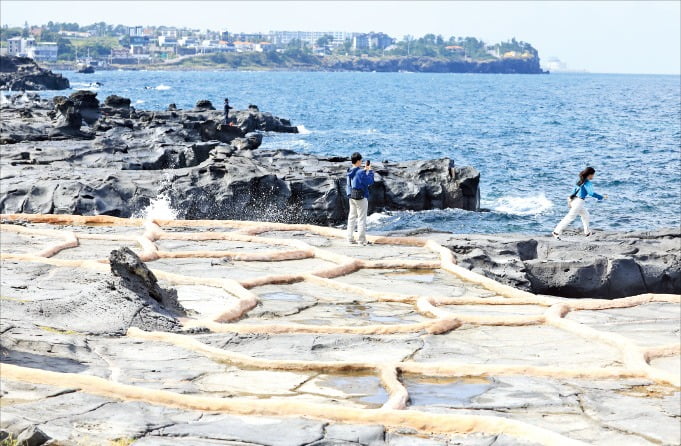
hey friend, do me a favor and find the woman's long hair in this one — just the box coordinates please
[577,167,596,186]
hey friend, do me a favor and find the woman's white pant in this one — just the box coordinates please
[554,198,590,235]
[347,198,368,242]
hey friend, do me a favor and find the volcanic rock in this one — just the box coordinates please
[442,228,681,298]
[104,94,131,109]
[0,93,480,223]
[0,56,70,91]
[194,99,215,111]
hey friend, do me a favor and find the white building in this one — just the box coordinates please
[129,26,145,37]
[7,37,58,61]
[158,28,179,38]
[27,42,58,61]
[270,31,355,48]
[7,37,35,56]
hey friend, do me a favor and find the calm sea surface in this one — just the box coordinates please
[39,70,681,234]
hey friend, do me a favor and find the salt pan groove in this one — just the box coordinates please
[1,213,679,445]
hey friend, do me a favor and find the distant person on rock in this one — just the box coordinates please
[552,166,608,240]
[347,152,374,245]
[223,98,233,124]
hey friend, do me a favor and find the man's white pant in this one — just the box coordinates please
[554,198,590,235]
[347,198,368,243]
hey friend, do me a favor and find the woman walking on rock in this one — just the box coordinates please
[552,166,607,240]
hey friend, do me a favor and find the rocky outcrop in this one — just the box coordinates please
[110,247,185,316]
[0,93,480,224]
[0,55,70,91]
[442,228,680,298]
[321,55,546,74]
[104,94,131,109]
[0,246,184,335]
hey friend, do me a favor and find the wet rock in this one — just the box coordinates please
[0,56,70,91]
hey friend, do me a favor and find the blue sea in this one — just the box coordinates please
[35,70,681,234]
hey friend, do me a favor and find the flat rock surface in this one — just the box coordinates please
[1,215,679,446]
[436,229,681,298]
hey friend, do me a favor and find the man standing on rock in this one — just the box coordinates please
[347,152,374,245]
[223,98,233,124]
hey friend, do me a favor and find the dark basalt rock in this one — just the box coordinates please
[0,93,481,224]
[0,56,70,91]
[110,247,185,315]
[444,228,681,299]
[104,94,131,108]
[194,99,215,111]
[69,90,100,124]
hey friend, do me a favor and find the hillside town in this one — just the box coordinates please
[0,21,537,67]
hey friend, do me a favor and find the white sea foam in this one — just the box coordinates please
[490,194,553,216]
[296,125,311,134]
[366,212,390,227]
[134,174,178,220]
[155,84,172,91]
[136,193,178,221]
[135,99,145,104]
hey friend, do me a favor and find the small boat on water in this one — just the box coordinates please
[76,62,95,74]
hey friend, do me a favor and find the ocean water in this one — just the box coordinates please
[31,70,681,234]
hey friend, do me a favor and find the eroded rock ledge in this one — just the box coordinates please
[0,56,70,91]
[440,228,681,299]
[0,92,480,224]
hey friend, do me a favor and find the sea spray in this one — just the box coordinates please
[134,174,179,220]
[137,193,178,221]
[488,194,553,216]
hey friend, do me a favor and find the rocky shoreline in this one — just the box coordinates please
[1,89,678,299]
[42,54,547,74]
[0,56,70,91]
[0,91,480,224]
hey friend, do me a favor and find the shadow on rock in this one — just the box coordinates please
[13,248,185,335]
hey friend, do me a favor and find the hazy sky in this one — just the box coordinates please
[2,1,679,74]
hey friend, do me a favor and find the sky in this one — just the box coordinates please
[1,1,680,74]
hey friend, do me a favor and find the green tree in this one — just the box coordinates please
[56,38,75,60]
[0,26,23,42]
[315,34,333,47]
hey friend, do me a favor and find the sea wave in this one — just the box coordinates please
[135,193,178,220]
[155,84,172,91]
[488,194,553,216]
[296,125,311,134]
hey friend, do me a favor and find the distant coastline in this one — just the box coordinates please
[44,53,547,74]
